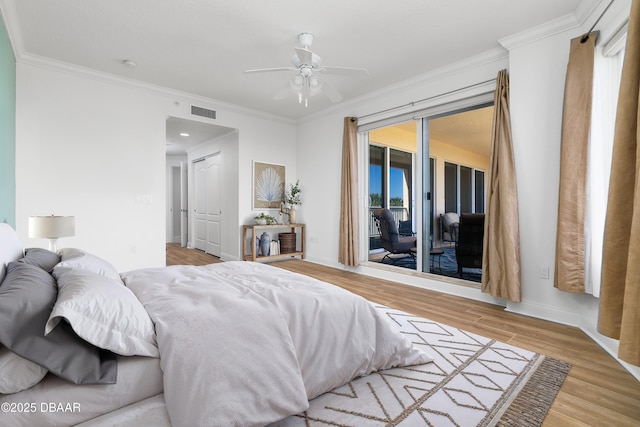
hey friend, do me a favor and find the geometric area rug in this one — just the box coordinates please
[273,306,571,427]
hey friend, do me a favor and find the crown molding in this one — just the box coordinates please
[498,13,580,51]
[16,52,295,125]
[498,0,630,51]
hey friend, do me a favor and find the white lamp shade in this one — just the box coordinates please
[28,216,75,239]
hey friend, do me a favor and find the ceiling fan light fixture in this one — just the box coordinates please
[298,32,314,49]
[309,76,322,95]
[245,32,367,106]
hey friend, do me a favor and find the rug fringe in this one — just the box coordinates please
[496,356,572,426]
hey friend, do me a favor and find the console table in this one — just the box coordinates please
[242,223,305,262]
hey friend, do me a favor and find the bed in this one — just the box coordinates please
[0,223,567,426]
[0,223,433,426]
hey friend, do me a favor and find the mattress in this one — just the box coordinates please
[0,355,162,427]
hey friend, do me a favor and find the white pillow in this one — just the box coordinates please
[46,268,158,357]
[0,346,47,394]
[56,248,121,281]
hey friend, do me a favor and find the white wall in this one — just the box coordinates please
[16,63,168,271]
[15,61,297,271]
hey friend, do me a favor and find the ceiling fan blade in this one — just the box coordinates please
[294,47,313,65]
[244,67,296,74]
[318,78,343,103]
[320,66,369,76]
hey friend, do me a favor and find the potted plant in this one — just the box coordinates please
[254,212,277,225]
[284,180,302,223]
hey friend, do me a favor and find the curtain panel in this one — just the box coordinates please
[554,32,598,293]
[599,0,640,366]
[338,117,359,267]
[481,69,522,302]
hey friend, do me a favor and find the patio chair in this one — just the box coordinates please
[455,213,485,278]
[373,208,417,264]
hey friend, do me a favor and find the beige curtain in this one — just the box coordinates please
[338,117,359,266]
[554,32,598,293]
[481,70,522,302]
[599,0,640,366]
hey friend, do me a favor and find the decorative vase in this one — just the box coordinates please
[288,206,297,224]
[259,232,271,256]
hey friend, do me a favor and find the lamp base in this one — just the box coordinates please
[47,238,59,253]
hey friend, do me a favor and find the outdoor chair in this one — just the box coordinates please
[373,208,417,265]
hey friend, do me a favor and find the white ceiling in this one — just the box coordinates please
[2,0,595,154]
[2,0,590,120]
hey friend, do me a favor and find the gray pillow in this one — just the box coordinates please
[18,248,61,272]
[0,262,117,385]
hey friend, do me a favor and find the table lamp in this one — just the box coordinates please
[28,215,75,252]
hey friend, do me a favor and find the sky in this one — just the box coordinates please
[370,166,405,199]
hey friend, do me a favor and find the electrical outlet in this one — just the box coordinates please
[539,265,549,280]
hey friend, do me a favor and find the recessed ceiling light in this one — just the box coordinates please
[179,132,190,137]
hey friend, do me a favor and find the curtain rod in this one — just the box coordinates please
[357,77,497,121]
[581,0,615,42]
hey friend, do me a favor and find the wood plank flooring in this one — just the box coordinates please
[166,244,640,426]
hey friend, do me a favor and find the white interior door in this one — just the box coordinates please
[180,161,188,247]
[193,153,222,256]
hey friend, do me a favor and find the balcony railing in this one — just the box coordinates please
[369,207,410,238]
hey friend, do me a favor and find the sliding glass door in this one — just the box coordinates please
[368,121,416,268]
[366,104,492,283]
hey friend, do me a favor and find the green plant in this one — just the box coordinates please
[285,180,302,206]
[254,212,277,224]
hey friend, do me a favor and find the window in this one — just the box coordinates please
[444,162,457,213]
[368,141,414,253]
[369,146,386,208]
[444,161,485,214]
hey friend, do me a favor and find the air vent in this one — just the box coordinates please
[191,105,216,120]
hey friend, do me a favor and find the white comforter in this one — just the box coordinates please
[122,261,432,427]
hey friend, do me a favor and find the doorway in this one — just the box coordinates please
[165,116,235,253]
[168,162,188,245]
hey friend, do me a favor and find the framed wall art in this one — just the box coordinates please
[253,161,285,209]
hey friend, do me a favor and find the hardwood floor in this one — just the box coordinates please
[166,244,640,426]
[166,243,222,266]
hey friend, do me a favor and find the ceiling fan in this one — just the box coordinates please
[244,33,369,107]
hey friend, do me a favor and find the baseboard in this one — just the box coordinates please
[580,316,640,382]
[504,300,581,327]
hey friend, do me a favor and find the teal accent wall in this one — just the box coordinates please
[0,17,15,227]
